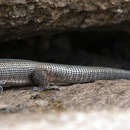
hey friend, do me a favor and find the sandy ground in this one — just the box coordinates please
[0,79,130,129]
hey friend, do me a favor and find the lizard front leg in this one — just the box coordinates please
[31,69,59,91]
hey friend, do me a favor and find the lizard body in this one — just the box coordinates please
[0,59,130,92]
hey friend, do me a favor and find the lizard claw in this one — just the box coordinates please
[32,87,41,91]
[32,86,60,91]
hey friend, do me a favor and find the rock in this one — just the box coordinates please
[0,0,130,41]
[1,80,130,129]
[1,111,130,130]
[1,79,130,113]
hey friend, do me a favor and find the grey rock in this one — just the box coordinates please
[0,0,130,40]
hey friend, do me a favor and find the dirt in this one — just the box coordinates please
[0,79,130,114]
[0,79,130,129]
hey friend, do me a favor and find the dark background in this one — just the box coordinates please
[0,30,130,69]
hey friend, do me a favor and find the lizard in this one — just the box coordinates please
[0,58,130,93]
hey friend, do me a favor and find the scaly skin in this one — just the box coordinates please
[0,59,130,92]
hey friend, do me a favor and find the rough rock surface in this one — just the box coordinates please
[0,80,130,129]
[1,79,130,113]
[0,0,130,40]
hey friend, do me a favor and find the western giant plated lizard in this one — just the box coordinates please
[0,59,129,93]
